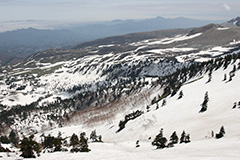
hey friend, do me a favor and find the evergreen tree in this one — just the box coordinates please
[211,131,214,137]
[136,140,140,148]
[9,130,19,146]
[169,131,178,144]
[220,126,225,135]
[90,130,97,142]
[156,103,159,110]
[180,131,186,143]
[207,71,212,83]
[79,132,90,152]
[162,99,166,107]
[233,102,237,109]
[199,91,209,112]
[178,91,183,99]
[0,136,10,144]
[70,133,80,152]
[223,74,227,81]
[146,105,150,112]
[152,129,167,149]
[232,65,236,73]
[42,134,54,149]
[20,135,40,158]
[90,130,102,142]
[185,134,191,143]
[216,126,226,139]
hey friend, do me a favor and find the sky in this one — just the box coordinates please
[0,0,239,31]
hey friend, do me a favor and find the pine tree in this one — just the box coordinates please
[70,133,80,152]
[223,74,227,81]
[211,131,214,137]
[79,132,90,152]
[152,128,167,149]
[232,65,236,73]
[229,72,233,81]
[90,130,97,142]
[220,126,225,135]
[136,140,140,148]
[20,135,40,158]
[233,102,237,109]
[0,136,10,144]
[178,91,183,99]
[53,137,62,152]
[216,126,226,139]
[9,130,19,146]
[180,131,186,143]
[90,130,103,142]
[146,105,150,112]
[185,134,191,143]
[199,91,209,112]
[207,71,212,83]
[169,131,178,144]
[162,99,166,107]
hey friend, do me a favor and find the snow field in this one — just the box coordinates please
[6,60,237,159]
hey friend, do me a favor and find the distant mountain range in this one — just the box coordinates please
[0,16,223,66]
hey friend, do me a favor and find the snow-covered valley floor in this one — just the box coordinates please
[1,138,240,160]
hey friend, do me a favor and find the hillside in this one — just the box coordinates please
[1,48,240,160]
[0,21,240,159]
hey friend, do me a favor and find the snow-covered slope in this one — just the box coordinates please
[38,58,240,141]
[1,54,240,160]
[0,25,240,107]
[1,22,240,159]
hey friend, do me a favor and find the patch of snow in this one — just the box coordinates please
[217,27,229,30]
[148,48,196,54]
[98,44,116,48]
[230,40,240,45]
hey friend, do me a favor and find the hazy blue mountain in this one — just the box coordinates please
[0,16,222,66]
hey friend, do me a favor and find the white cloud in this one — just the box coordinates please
[223,4,231,11]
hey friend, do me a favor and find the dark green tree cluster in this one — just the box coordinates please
[0,130,19,147]
[19,135,41,158]
[42,134,62,152]
[152,129,167,149]
[232,101,240,109]
[70,132,90,152]
[152,129,190,149]
[90,130,102,142]
[0,135,10,144]
[180,131,191,143]
[117,110,144,132]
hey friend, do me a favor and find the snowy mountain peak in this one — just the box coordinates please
[223,16,240,27]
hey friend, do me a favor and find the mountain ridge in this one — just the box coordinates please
[0,16,223,66]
